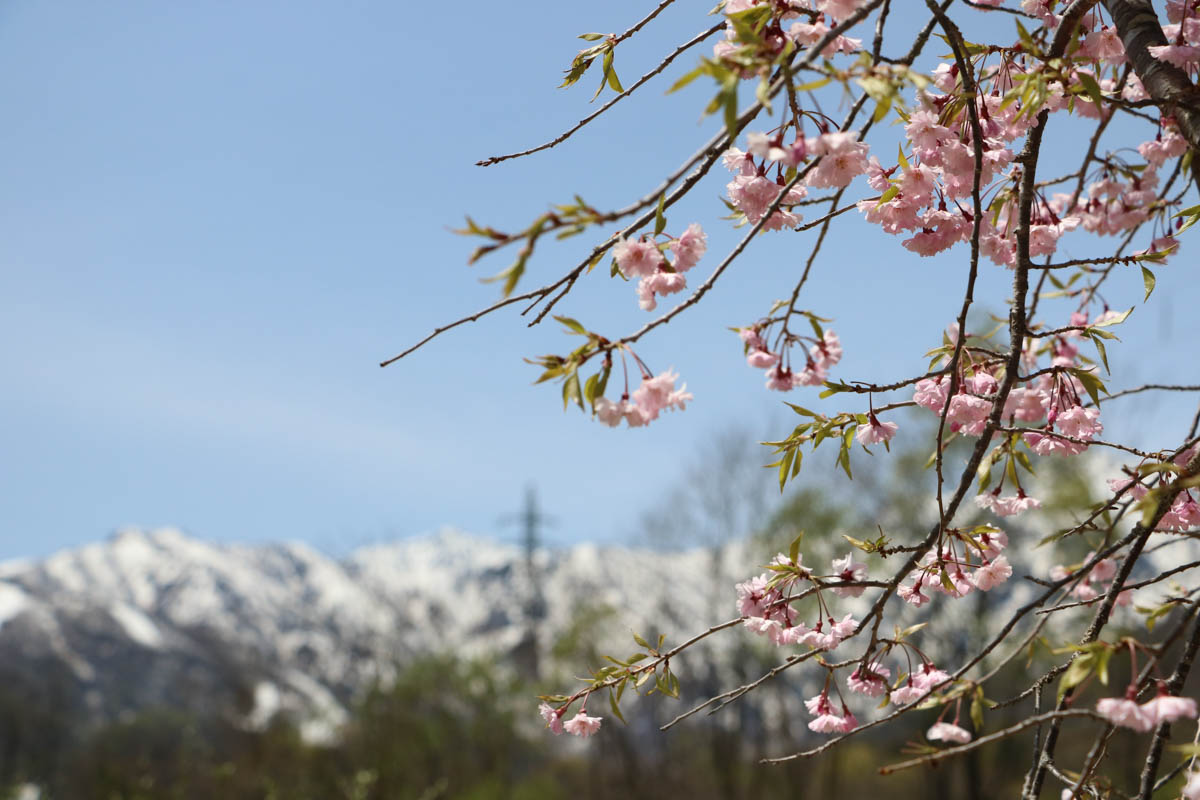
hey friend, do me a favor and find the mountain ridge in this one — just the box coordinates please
[0,526,750,742]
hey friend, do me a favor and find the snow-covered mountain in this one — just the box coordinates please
[0,527,751,741]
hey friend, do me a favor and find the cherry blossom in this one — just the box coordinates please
[976,491,1041,517]
[747,349,780,369]
[613,237,663,278]
[926,722,972,744]
[669,223,708,271]
[1140,690,1197,725]
[539,702,564,734]
[1096,697,1154,732]
[1148,43,1200,68]
[847,663,891,697]
[830,553,868,598]
[898,578,930,608]
[971,556,1013,591]
[855,417,899,446]
[1185,771,1200,800]
[563,711,604,738]
[805,693,856,735]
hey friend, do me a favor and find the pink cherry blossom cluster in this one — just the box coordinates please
[713,1,866,66]
[722,129,870,230]
[787,17,862,57]
[721,146,808,231]
[805,691,858,734]
[1049,169,1158,241]
[539,701,603,737]
[869,662,953,707]
[744,128,871,189]
[1107,445,1200,532]
[1095,685,1197,732]
[738,326,842,391]
[612,223,708,312]
[898,527,1012,607]
[804,659,956,736]
[910,315,1110,519]
[595,368,692,428]
[975,488,1041,517]
[1049,551,1133,605]
[735,552,861,650]
[858,80,1030,257]
[1148,0,1200,70]
[853,12,1189,266]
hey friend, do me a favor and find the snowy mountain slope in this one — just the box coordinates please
[0,527,757,738]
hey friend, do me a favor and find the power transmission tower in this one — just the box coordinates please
[499,484,551,679]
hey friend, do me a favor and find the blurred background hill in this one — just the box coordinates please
[0,431,1186,799]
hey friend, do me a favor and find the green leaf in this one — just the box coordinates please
[1136,488,1166,529]
[970,695,984,731]
[938,569,956,594]
[897,142,910,171]
[722,76,739,137]
[578,32,606,41]
[838,428,854,480]
[607,63,624,93]
[788,531,804,564]
[1014,19,1039,56]
[482,252,529,298]
[1141,266,1156,301]
[561,45,604,89]
[786,403,817,417]
[554,316,587,335]
[562,371,583,411]
[596,364,611,399]
[654,192,667,235]
[633,631,651,649]
[593,49,615,101]
[1089,332,1110,374]
[755,76,772,116]
[777,447,795,492]
[1077,71,1104,108]
[791,76,831,92]
[1177,208,1200,235]
[584,372,600,408]
[609,688,627,723]
[1140,602,1175,631]
[875,185,900,207]
[1067,367,1107,407]
[843,534,870,551]
[667,64,707,94]
[1057,653,1094,700]
[819,380,852,398]
[1094,648,1111,685]
[1092,307,1132,328]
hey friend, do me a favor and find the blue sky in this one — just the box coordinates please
[2,1,1197,559]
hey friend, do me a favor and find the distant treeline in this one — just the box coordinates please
[0,652,1039,800]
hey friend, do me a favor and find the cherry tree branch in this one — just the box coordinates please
[476,22,725,167]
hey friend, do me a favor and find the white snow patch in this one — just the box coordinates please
[110,603,163,649]
[246,681,282,730]
[284,669,348,745]
[0,582,30,628]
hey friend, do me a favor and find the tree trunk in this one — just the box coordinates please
[1103,0,1200,150]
